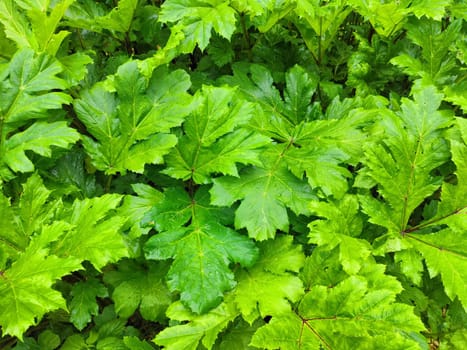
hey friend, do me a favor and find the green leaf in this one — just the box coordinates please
[123,336,154,350]
[0,224,82,339]
[120,183,163,239]
[252,248,425,349]
[348,0,409,37]
[46,149,100,197]
[0,49,77,180]
[407,230,467,309]
[74,62,192,175]
[144,187,258,313]
[308,195,372,274]
[358,86,452,234]
[234,236,305,324]
[0,173,59,262]
[104,260,172,322]
[211,147,316,240]
[94,0,138,33]
[154,299,238,350]
[0,0,74,55]
[390,18,462,87]
[213,318,264,350]
[163,85,269,183]
[53,194,128,270]
[69,278,109,331]
[3,121,80,173]
[160,0,237,51]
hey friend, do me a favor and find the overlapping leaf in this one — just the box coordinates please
[0,49,78,180]
[403,119,467,308]
[163,85,269,183]
[74,62,192,175]
[104,260,172,322]
[159,0,237,52]
[0,174,58,263]
[211,147,316,240]
[234,236,305,324]
[357,86,452,234]
[69,278,109,331]
[308,195,372,274]
[0,0,74,55]
[155,299,238,350]
[53,194,129,270]
[251,247,425,349]
[144,187,258,313]
[0,222,82,339]
[391,18,463,87]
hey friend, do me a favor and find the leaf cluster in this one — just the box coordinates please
[0,1,465,349]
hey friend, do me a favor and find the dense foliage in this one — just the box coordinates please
[0,0,466,349]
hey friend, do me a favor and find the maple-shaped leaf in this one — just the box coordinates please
[234,236,305,324]
[74,62,192,175]
[252,246,425,349]
[0,223,82,339]
[222,64,375,198]
[391,18,462,87]
[69,278,109,331]
[0,49,78,180]
[144,187,258,313]
[0,0,74,55]
[211,146,316,240]
[308,195,372,274]
[357,86,452,234]
[159,0,237,52]
[163,85,269,183]
[53,194,129,270]
[154,299,238,350]
[104,260,172,322]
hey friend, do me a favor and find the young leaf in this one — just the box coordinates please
[74,62,192,175]
[144,187,258,313]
